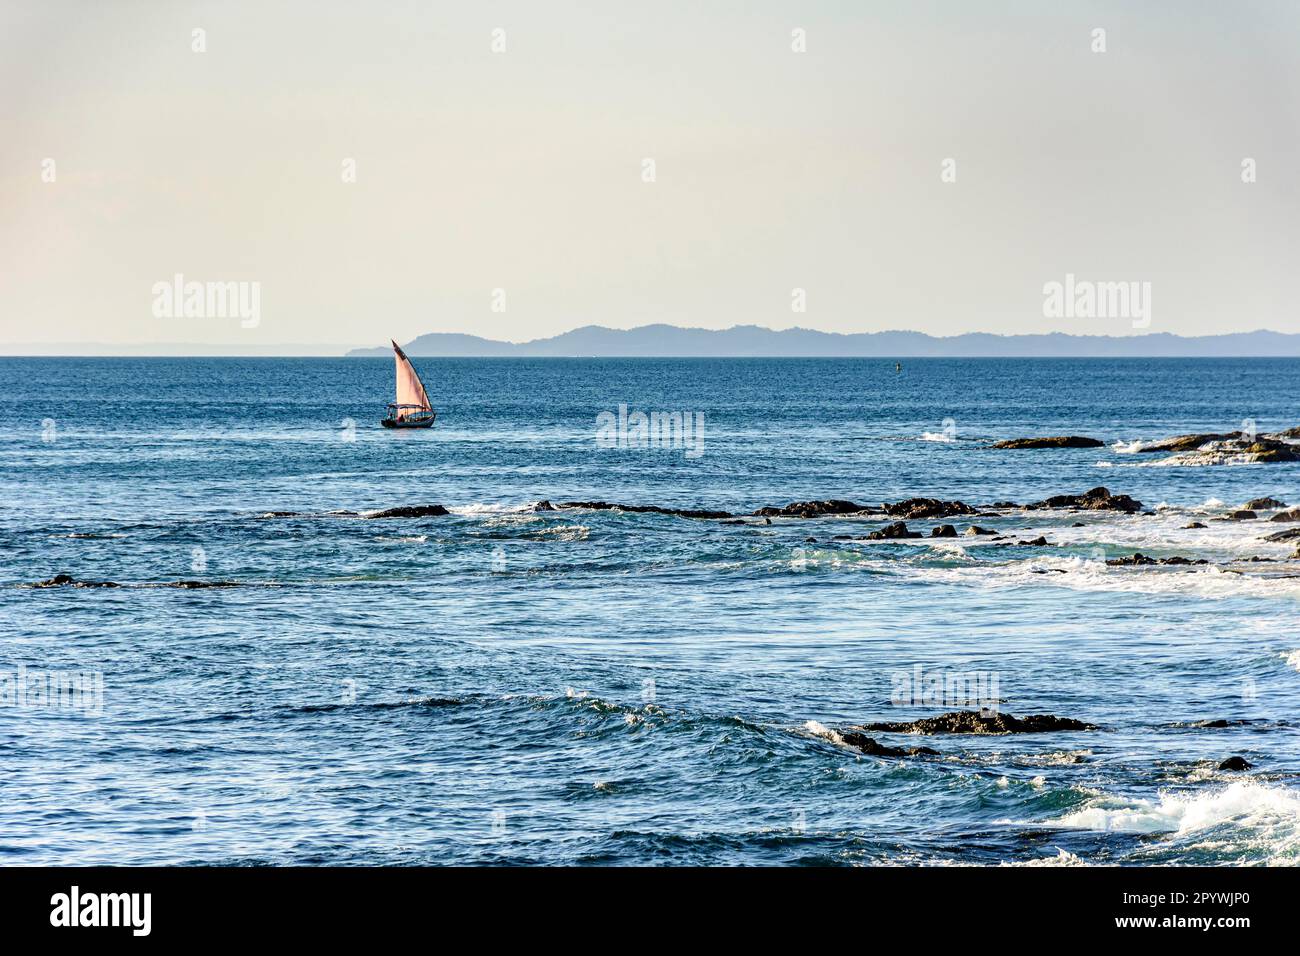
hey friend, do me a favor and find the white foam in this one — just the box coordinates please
[919,431,957,443]
[1112,440,1145,454]
[1283,650,1300,673]
[448,502,533,516]
[803,720,845,745]
[1003,848,1089,867]
[1047,781,1300,837]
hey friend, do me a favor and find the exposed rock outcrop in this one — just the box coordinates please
[991,436,1104,449]
[881,498,978,520]
[752,500,872,519]
[865,521,923,540]
[1027,486,1143,514]
[1218,756,1252,771]
[838,732,939,758]
[1106,553,1207,566]
[28,574,120,589]
[559,501,733,520]
[365,504,451,519]
[1245,497,1287,511]
[858,711,1096,735]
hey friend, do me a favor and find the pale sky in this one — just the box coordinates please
[2,0,1298,352]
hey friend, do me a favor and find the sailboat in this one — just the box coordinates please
[381,340,437,429]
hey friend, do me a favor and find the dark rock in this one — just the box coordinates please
[964,525,995,536]
[1228,510,1257,521]
[930,524,958,538]
[533,500,555,511]
[1106,552,1207,566]
[991,436,1104,449]
[1269,509,1300,523]
[1028,486,1143,514]
[365,504,451,519]
[257,511,298,518]
[1183,522,1207,529]
[865,521,923,540]
[804,537,817,543]
[29,574,120,588]
[164,580,242,589]
[1016,536,1050,546]
[1218,756,1252,771]
[1138,431,1242,453]
[1244,439,1300,463]
[559,501,733,520]
[1245,497,1287,511]
[988,501,1020,509]
[752,500,871,519]
[1264,527,1300,543]
[838,731,939,758]
[1108,553,1157,566]
[860,711,1097,735]
[881,498,977,520]
[1071,522,1086,527]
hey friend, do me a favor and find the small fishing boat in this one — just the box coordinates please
[381,340,437,429]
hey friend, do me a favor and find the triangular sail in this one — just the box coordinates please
[392,340,431,410]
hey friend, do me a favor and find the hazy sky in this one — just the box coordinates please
[2,0,1298,352]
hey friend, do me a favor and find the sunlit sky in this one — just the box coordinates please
[2,0,1298,352]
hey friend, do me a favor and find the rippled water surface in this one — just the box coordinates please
[2,357,1299,865]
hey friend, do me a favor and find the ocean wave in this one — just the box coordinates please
[1111,440,1145,454]
[1043,781,1300,842]
[1283,650,1300,673]
[919,431,957,443]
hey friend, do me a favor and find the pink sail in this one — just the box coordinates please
[392,340,431,410]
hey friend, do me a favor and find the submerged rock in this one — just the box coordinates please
[1245,497,1287,511]
[838,731,939,758]
[859,711,1096,735]
[991,436,1104,449]
[1218,756,1252,771]
[1183,522,1207,529]
[752,500,873,518]
[964,525,995,536]
[881,498,977,520]
[365,504,451,519]
[930,524,958,538]
[1028,486,1143,514]
[559,501,733,520]
[1227,510,1257,521]
[865,521,923,540]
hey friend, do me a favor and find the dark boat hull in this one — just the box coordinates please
[381,412,437,429]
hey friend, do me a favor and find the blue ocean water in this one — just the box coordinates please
[1,356,1299,865]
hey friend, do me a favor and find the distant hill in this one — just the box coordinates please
[346,324,1300,358]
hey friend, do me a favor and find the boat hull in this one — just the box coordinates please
[381,412,437,429]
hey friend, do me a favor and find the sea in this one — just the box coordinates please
[2,356,1299,866]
